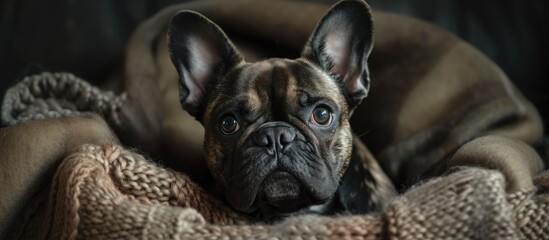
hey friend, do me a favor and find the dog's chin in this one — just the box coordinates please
[224,121,341,218]
[234,170,335,222]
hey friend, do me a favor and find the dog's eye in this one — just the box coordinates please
[220,115,240,134]
[311,106,332,126]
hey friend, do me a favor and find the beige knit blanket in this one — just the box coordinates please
[9,142,549,239]
[2,0,548,237]
[1,74,548,239]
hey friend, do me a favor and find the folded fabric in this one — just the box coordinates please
[1,71,126,130]
[7,143,548,239]
[1,0,547,238]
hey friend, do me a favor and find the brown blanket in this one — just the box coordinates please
[6,142,549,239]
[1,0,547,238]
[120,0,544,188]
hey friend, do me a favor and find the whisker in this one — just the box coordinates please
[355,129,371,138]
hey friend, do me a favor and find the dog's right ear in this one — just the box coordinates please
[168,11,243,121]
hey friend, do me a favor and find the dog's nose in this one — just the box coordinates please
[255,127,296,149]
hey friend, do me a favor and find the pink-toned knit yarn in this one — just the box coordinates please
[10,143,547,239]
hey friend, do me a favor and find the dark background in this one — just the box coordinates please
[1,0,547,134]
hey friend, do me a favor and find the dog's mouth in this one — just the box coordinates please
[262,171,302,207]
[246,170,333,222]
[259,171,309,211]
[227,168,334,220]
[224,122,339,218]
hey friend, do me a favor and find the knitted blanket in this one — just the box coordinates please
[1,72,548,239]
[8,141,549,239]
[1,0,548,238]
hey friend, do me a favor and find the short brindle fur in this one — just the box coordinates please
[168,0,394,220]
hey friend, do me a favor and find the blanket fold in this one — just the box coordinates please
[8,143,549,239]
[1,0,548,239]
[1,72,125,127]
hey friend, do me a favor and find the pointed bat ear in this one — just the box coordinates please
[301,0,374,111]
[168,11,243,121]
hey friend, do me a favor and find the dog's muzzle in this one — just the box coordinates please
[226,121,338,217]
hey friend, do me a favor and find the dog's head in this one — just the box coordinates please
[168,0,374,218]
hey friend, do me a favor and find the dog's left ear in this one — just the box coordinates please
[302,0,374,111]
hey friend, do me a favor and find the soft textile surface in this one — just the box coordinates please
[1,0,548,239]
[1,72,125,127]
[119,0,544,188]
[1,71,545,239]
[7,143,549,239]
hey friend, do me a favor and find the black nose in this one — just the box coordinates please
[254,125,296,149]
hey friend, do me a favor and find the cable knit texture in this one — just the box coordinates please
[3,72,549,239]
[3,0,548,236]
[6,143,549,239]
[1,72,125,127]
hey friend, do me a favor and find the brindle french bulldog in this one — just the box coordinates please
[168,0,394,220]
